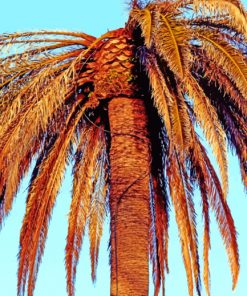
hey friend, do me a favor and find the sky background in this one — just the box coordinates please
[0,1,246,295]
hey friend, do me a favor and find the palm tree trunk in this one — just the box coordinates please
[108,97,151,296]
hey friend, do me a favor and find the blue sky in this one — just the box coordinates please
[0,1,246,295]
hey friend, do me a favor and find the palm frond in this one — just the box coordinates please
[130,8,153,48]
[89,146,108,282]
[66,123,106,296]
[184,75,228,197]
[198,31,247,99]
[193,0,247,37]
[167,152,200,296]
[145,54,172,143]
[17,101,91,296]
[193,51,247,118]
[191,135,239,290]
[154,12,191,79]
[150,175,169,296]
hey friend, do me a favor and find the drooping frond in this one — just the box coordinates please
[191,141,212,296]
[65,123,107,296]
[184,75,228,197]
[0,30,104,227]
[154,12,191,79]
[150,178,162,296]
[17,101,91,296]
[89,144,108,282]
[149,113,170,296]
[193,51,247,118]
[167,152,199,296]
[193,63,247,189]
[145,53,172,142]
[145,53,192,154]
[190,135,239,289]
[151,175,170,296]
[168,90,193,156]
[197,31,247,99]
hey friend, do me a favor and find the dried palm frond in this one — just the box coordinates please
[167,152,197,296]
[197,31,247,98]
[130,8,154,48]
[66,123,107,296]
[190,135,239,290]
[145,54,173,143]
[184,75,229,197]
[18,101,91,296]
[153,12,191,79]
[193,0,247,37]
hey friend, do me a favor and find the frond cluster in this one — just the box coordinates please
[130,1,246,295]
[0,1,246,296]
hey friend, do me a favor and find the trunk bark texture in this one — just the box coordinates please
[108,97,151,296]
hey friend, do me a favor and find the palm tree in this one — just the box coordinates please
[0,0,246,295]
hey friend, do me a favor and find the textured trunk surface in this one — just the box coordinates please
[108,97,151,296]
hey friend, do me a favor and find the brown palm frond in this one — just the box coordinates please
[169,89,193,156]
[197,31,247,99]
[146,53,193,155]
[182,163,201,295]
[193,0,247,37]
[17,100,92,296]
[191,135,239,290]
[201,189,211,296]
[65,123,106,296]
[167,152,200,296]
[192,57,247,190]
[193,51,247,118]
[130,8,153,48]
[189,138,212,296]
[184,75,228,197]
[151,175,169,296]
[89,145,108,282]
[149,179,162,296]
[0,30,95,42]
[0,74,89,226]
[149,116,170,296]
[145,54,172,143]
[169,92,187,152]
[154,12,192,79]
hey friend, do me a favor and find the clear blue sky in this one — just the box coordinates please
[0,1,246,295]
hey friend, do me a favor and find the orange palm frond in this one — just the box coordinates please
[130,8,153,48]
[168,90,193,155]
[193,0,247,37]
[197,31,247,99]
[151,175,169,296]
[0,30,95,42]
[66,123,106,296]
[89,146,108,282]
[191,136,239,290]
[199,79,247,189]
[17,101,91,296]
[145,54,173,143]
[193,51,247,117]
[167,152,200,296]
[184,75,229,197]
[154,13,191,80]
[146,53,192,154]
